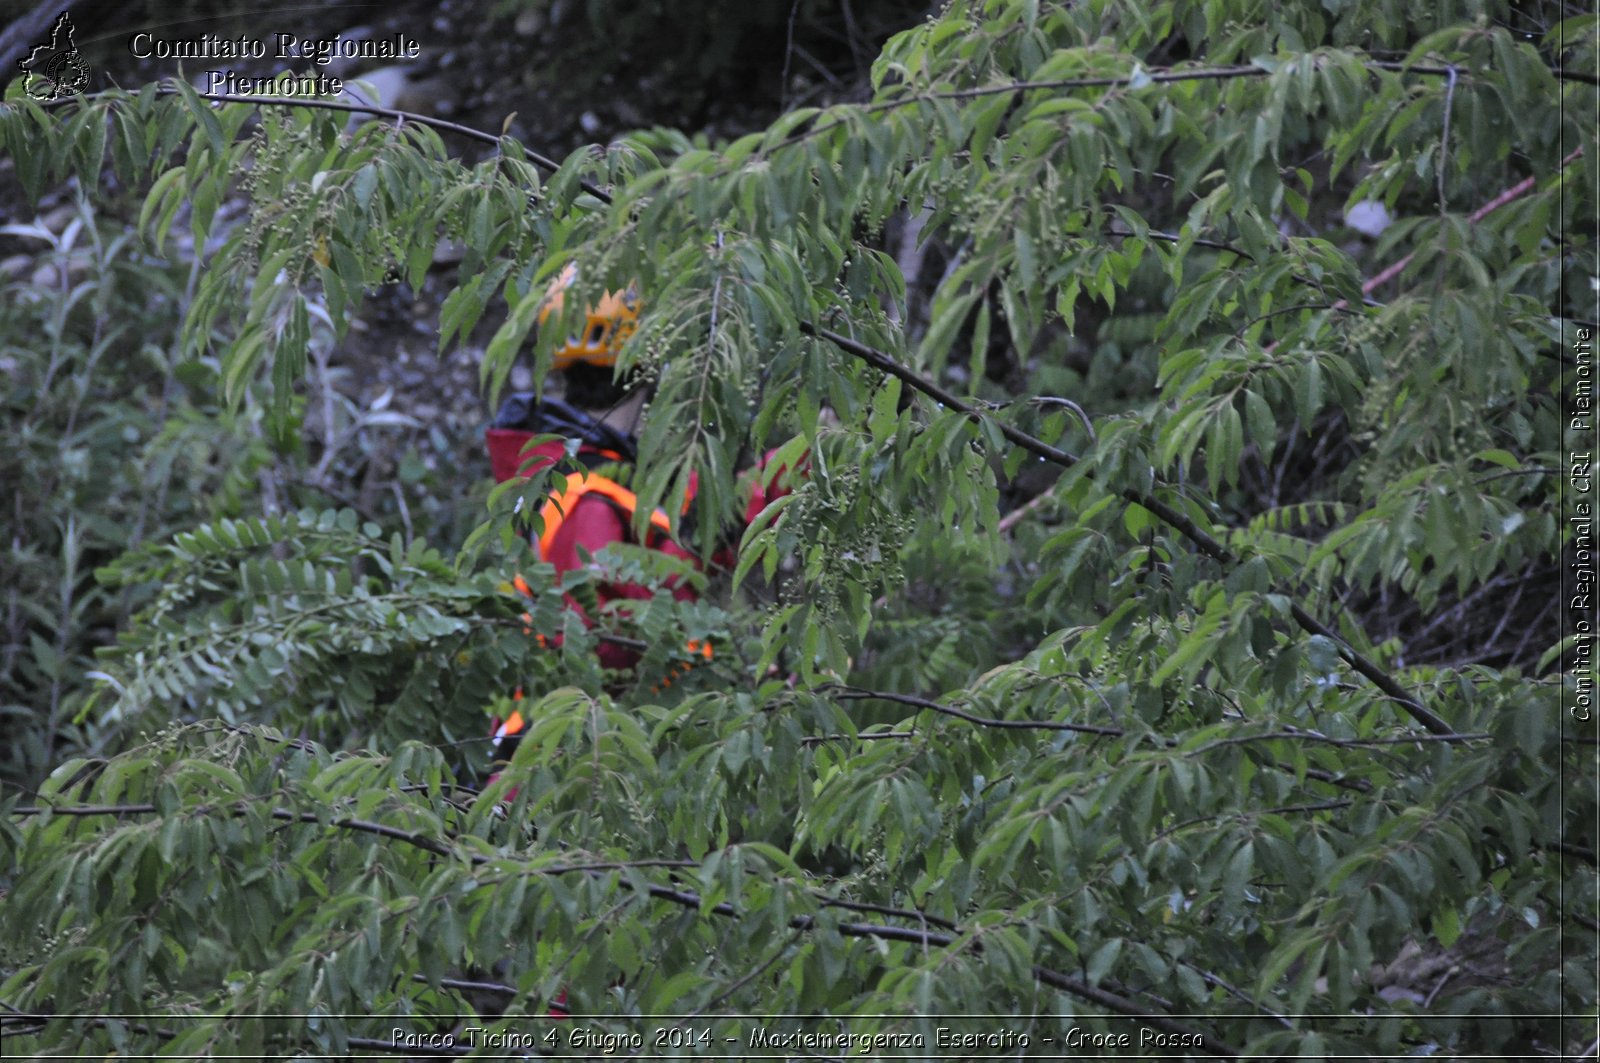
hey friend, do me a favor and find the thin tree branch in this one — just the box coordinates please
[1233,302,1361,339]
[1113,227,1256,259]
[4,802,928,932]
[1027,395,1097,444]
[1279,764,1372,793]
[415,973,517,996]
[1205,727,1492,750]
[814,896,959,931]
[827,685,1124,735]
[997,489,1056,534]
[1474,467,1560,485]
[821,687,1480,758]
[800,728,920,745]
[1182,964,1294,1028]
[1114,228,1382,307]
[689,927,806,1017]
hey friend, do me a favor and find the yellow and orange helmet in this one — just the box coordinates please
[537,263,640,371]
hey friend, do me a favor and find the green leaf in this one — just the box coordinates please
[1432,905,1462,948]
[1086,938,1123,985]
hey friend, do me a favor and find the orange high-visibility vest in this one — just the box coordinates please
[536,472,678,561]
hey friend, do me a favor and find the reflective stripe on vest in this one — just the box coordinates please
[537,472,674,561]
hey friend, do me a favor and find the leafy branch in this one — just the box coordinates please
[9,798,1240,1053]
[23,78,1564,738]
[761,59,1599,159]
[802,321,1455,735]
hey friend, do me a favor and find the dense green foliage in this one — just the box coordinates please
[0,200,271,786]
[2,0,1596,1057]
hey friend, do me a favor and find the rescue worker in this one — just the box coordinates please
[483,265,790,757]
[480,266,678,1021]
[479,266,801,1020]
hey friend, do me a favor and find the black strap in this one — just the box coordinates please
[490,392,639,462]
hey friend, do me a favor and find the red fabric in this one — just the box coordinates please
[486,427,562,483]
[744,448,800,520]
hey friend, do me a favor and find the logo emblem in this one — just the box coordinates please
[18,13,90,101]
